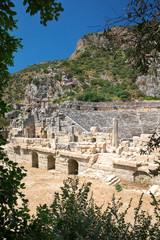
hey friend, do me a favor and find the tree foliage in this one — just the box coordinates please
[0,1,63,239]
[104,0,160,73]
[141,131,160,176]
[25,178,160,239]
[23,0,63,25]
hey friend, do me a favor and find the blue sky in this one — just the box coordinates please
[9,0,130,73]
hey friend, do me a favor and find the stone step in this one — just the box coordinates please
[111,178,121,186]
[106,174,116,182]
[105,175,121,186]
[79,169,121,186]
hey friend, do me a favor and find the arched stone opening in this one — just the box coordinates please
[47,155,55,170]
[14,146,20,155]
[68,159,78,175]
[92,138,96,143]
[133,171,151,183]
[32,152,38,168]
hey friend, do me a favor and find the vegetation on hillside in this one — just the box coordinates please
[6,32,160,104]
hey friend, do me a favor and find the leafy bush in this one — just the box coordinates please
[27,178,160,240]
[0,117,10,127]
[53,99,61,104]
[144,96,160,100]
[117,90,131,100]
[0,156,30,239]
[80,51,91,58]
[66,72,73,79]
[77,91,105,102]
[55,74,61,82]
[78,75,85,83]
[136,90,145,98]
[91,79,110,88]
[43,68,49,74]
[104,94,112,101]
[33,78,39,86]
[65,90,75,97]
[115,184,122,192]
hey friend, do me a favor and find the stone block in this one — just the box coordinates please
[148,163,159,171]
[133,136,139,147]
[148,155,155,163]
[121,141,130,148]
[112,158,137,168]
[90,126,98,133]
[97,142,106,150]
[96,148,100,153]
[140,134,152,142]
[135,155,149,162]
[116,146,123,155]
[90,146,97,154]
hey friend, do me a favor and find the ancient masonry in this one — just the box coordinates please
[5,84,160,185]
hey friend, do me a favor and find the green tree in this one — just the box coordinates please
[0,1,63,238]
[105,0,160,73]
[141,131,160,176]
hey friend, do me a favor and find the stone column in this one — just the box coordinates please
[68,125,75,142]
[56,117,60,132]
[112,118,118,148]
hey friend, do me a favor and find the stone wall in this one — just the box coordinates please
[5,96,160,185]
[6,130,160,185]
[61,107,160,140]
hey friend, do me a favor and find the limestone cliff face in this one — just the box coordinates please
[136,69,160,96]
[70,33,110,59]
[7,32,160,104]
[70,32,160,97]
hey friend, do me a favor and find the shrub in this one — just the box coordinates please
[28,76,33,84]
[79,91,105,102]
[105,94,112,101]
[43,68,49,74]
[144,96,160,100]
[65,90,75,97]
[53,99,61,104]
[76,94,83,101]
[115,184,122,192]
[78,76,85,83]
[28,178,160,240]
[118,90,131,100]
[91,79,110,88]
[0,156,30,239]
[33,78,39,86]
[66,72,73,79]
[55,74,61,82]
[80,51,91,58]
[74,86,80,92]
[82,84,89,90]
[0,117,10,127]
[136,90,145,98]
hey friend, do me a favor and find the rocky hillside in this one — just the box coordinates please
[6,31,160,104]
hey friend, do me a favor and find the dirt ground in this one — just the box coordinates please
[20,163,159,223]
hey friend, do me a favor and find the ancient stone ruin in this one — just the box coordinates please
[5,83,160,185]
